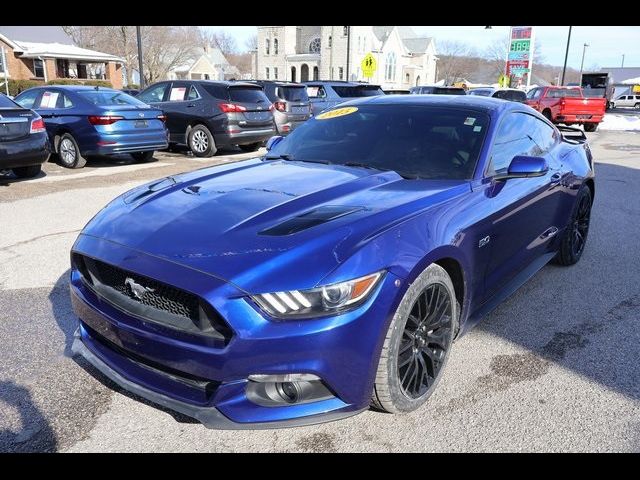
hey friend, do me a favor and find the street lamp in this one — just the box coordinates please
[136,26,145,89]
[560,26,572,85]
[580,43,589,75]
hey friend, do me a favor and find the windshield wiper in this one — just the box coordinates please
[343,162,391,172]
[264,154,331,165]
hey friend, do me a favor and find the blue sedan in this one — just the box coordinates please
[14,85,168,168]
[69,95,594,428]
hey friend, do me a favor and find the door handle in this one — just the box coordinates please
[186,104,196,108]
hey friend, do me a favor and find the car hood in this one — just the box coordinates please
[82,158,469,292]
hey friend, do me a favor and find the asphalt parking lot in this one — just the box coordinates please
[1,132,639,452]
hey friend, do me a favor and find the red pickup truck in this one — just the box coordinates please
[526,86,606,132]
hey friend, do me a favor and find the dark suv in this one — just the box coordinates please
[249,81,311,135]
[409,86,466,95]
[137,80,275,157]
[304,81,384,116]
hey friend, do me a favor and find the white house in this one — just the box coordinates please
[167,45,240,81]
[253,26,437,89]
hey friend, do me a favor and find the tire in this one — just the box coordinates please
[187,125,216,157]
[371,263,458,414]
[583,123,598,132]
[238,142,262,152]
[542,109,553,122]
[609,102,615,110]
[635,103,640,110]
[131,151,155,163]
[12,164,42,179]
[554,185,592,266]
[57,133,87,169]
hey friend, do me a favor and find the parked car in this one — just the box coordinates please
[409,86,466,95]
[13,86,168,169]
[526,86,606,132]
[610,94,640,109]
[137,80,275,156]
[248,80,311,135]
[468,88,527,103]
[0,93,50,178]
[304,81,384,116]
[70,95,594,429]
[121,88,140,97]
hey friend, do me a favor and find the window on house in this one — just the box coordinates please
[266,39,270,55]
[405,73,410,84]
[0,54,4,74]
[274,39,278,55]
[338,67,344,80]
[343,26,348,36]
[274,67,278,79]
[33,59,45,78]
[385,52,396,81]
[328,36,332,48]
[309,37,321,53]
[266,67,270,80]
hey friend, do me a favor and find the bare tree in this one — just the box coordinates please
[141,26,202,83]
[244,34,257,52]
[199,28,238,55]
[62,26,139,85]
[435,41,479,84]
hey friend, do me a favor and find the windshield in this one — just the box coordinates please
[267,105,489,180]
[228,87,268,103]
[280,86,309,102]
[78,90,147,106]
[332,85,384,98]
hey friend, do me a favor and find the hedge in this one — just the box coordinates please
[5,78,113,96]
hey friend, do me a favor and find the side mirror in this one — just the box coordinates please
[495,155,548,181]
[265,135,284,151]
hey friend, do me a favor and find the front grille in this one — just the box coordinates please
[73,253,232,341]
[92,259,199,321]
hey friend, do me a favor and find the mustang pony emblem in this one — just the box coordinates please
[124,277,155,299]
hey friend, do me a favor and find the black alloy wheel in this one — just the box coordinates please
[398,283,453,399]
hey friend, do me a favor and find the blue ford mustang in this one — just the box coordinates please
[69,95,594,428]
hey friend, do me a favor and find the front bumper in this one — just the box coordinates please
[70,234,400,428]
[71,328,364,429]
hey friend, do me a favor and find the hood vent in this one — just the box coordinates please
[260,205,363,236]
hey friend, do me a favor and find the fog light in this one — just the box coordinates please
[245,373,334,407]
[276,382,299,403]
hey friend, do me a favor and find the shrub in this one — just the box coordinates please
[47,79,112,88]
[6,79,43,96]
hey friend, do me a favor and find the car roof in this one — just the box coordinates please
[338,94,517,114]
[25,85,118,91]
[245,80,306,88]
[304,81,379,87]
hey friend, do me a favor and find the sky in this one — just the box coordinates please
[203,26,640,70]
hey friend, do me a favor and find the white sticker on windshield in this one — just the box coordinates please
[473,126,482,132]
[464,117,476,126]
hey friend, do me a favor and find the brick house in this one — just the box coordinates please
[0,26,124,89]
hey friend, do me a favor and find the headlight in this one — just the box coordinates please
[252,271,385,319]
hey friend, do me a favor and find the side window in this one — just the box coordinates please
[488,112,540,175]
[15,89,40,109]
[168,84,188,101]
[138,83,168,103]
[38,90,61,109]
[59,93,74,108]
[187,85,200,100]
[306,86,326,99]
[530,116,557,153]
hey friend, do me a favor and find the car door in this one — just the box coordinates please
[307,85,328,115]
[137,82,173,136]
[479,111,566,301]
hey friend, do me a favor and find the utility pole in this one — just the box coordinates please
[136,26,145,89]
[580,43,589,75]
[345,26,351,81]
[621,54,625,68]
[561,26,572,85]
